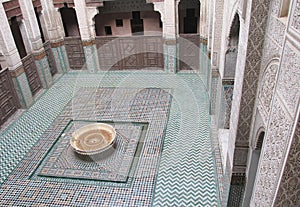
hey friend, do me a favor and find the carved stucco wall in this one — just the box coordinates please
[231,0,272,175]
[251,0,300,205]
[274,115,300,206]
[257,62,279,126]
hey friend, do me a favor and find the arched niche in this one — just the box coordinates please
[224,13,240,79]
[243,128,265,206]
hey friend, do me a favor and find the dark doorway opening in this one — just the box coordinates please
[59,4,80,37]
[242,131,265,206]
[10,17,27,59]
[131,11,144,35]
[179,0,200,34]
[224,14,240,79]
[34,8,45,43]
[184,9,197,33]
[104,26,112,35]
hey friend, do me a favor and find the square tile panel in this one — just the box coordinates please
[36,120,147,183]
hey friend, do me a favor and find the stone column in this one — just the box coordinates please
[19,0,53,88]
[162,0,177,73]
[199,0,208,38]
[210,0,224,71]
[40,0,70,74]
[0,3,33,108]
[74,0,99,72]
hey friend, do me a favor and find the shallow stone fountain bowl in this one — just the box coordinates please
[70,123,116,155]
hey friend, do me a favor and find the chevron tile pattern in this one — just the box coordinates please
[0,71,220,206]
[152,75,219,207]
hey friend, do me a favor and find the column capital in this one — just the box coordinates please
[9,65,25,78]
[82,39,95,47]
[50,39,65,48]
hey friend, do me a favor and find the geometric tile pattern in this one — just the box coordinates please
[153,78,219,206]
[0,71,220,206]
[0,86,171,206]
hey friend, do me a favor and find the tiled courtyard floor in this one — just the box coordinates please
[0,71,220,206]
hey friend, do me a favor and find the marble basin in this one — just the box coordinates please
[70,123,116,155]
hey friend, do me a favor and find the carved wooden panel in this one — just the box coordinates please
[53,0,74,8]
[44,41,58,76]
[32,0,42,12]
[3,0,22,19]
[22,55,42,96]
[0,68,20,126]
[95,37,121,70]
[95,36,163,70]
[178,34,200,71]
[141,37,164,68]
[64,37,86,70]
[85,0,103,7]
[275,117,300,206]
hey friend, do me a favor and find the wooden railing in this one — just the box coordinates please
[44,41,58,76]
[0,68,20,126]
[64,37,86,70]
[21,54,42,96]
[95,36,164,71]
